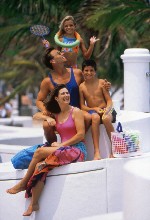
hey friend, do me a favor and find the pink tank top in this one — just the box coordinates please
[55,107,77,142]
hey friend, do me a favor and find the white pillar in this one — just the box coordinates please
[121,48,150,112]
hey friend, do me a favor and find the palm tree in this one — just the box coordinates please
[0,0,85,108]
[0,0,149,108]
[76,0,150,94]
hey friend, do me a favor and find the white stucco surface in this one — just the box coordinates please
[85,110,150,160]
[0,125,43,145]
[1,154,150,220]
[0,116,33,127]
[123,158,150,220]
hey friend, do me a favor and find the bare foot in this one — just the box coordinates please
[94,153,101,160]
[109,154,115,158]
[23,204,39,216]
[6,183,26,194]
[94,157,101,160]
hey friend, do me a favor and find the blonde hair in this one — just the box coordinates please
[58,16,76,37]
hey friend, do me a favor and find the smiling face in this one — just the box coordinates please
[82,66,96,81]
[63,19,76,36]
[50,49,67,64]
[56,88,70,104]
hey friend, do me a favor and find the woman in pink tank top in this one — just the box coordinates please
[6,84,87,216]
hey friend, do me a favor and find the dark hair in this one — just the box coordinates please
[82,59,97,71]
[44,84,67,113]
[42,47,55,70]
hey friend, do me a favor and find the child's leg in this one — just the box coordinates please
[102,114,114,157]
[82,111,92,132]
[23,180,44,216]
[91,113,101,160]
[6,146,59,194]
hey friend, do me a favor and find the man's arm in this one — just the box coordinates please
[33,112,56,126]
[103,79,111,90]
[102,87,113,117]
[73,68,84,85]
[36,78,51,115]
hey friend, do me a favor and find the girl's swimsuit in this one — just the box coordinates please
[61,36,79,54]
[61,36,79,68]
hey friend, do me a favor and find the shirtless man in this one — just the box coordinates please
[36,47,110,144]
[79,59,116,160]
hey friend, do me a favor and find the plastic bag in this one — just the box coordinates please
[111,122,141,158]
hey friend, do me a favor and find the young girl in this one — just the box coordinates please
[43,15,99,68]
[6,84,87,216]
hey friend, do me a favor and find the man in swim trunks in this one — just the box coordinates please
[79,59,116,160]
[36,47,111,145]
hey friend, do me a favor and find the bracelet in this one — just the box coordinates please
[54,31,81,48]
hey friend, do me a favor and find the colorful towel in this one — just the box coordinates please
[25,145,85,198]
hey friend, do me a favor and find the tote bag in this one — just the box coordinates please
[111,122,141,158]
[11,144,43,169]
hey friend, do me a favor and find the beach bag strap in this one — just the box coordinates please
[116,122,123,133]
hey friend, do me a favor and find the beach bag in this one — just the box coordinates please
[11,144,43,169]
[111,122,141,158]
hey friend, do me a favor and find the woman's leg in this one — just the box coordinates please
[91,114,101,160]
[6,146,59,194]
[23,180,44,216]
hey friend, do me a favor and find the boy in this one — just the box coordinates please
[79,60,117,160]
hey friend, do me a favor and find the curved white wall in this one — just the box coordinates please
[0,160,107,220]
[123,158,150,220]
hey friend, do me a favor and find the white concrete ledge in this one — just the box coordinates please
[0,125,43,146]
[1,110,150,162]
[1,154,150,220]
[0,144,29,162]
[0,159,106,180]
[0,160,107,220]
[0,116,33,127]
[85,110,150,160]
[0,110,150,219]
[80,212,123,220]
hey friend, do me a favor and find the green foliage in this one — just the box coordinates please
[76,0,149,87]
[0,0,149,104]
